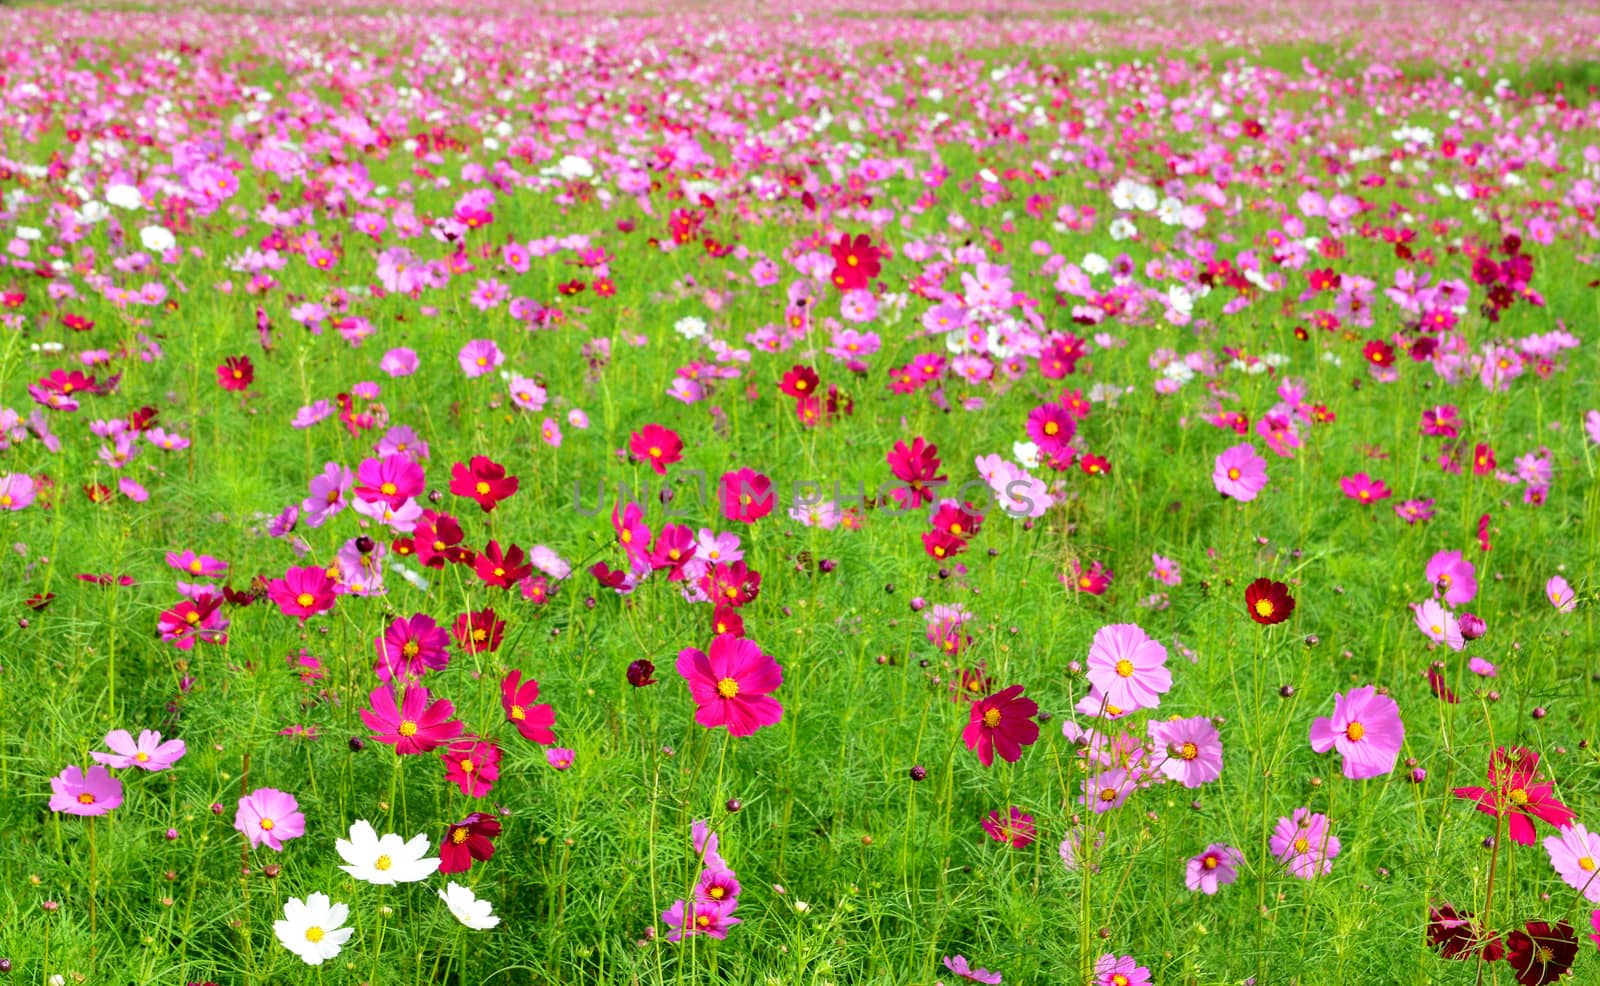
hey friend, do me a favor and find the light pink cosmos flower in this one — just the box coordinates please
[1547,575,1577,613]
[1425,550,1477,606]
[1413,598,1464,651]
[49,764,123,816]
[1093,953,1151,986]
[91,729,186,771]
[1309,685,1404,780]
[942,955,1003,984]
[539,417,562,447]
[1544,823,1600,903]
[1148,553,1181,586]
[0,472,36,510]
[1148,716,1223,787]
[457,340,504,378]
[235,788,306,851]
[1085,623,1171,712]
[1585,410,1600,446]
[379,347,418,377]
[1185,844,1244,895]
[1212,443,1267,501]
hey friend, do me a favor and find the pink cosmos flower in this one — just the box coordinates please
[1085,623,1171,712]
[90,729,186,771]
[661,897,741,941]
[166,550,227,578]
[629,424,684,476]
[546,747,575,770]
[442,739,501,798]
[1309,685,1405,779]
[1425,550,1477,606]
[457,339,503,377]
[1185,844,1244,894]
[1271,809,1339,879]
[981,807,1036,849]
[1093,954,1151,986]
[942,955,1003,984]
[266,565,337,622]
[1148,716,1223,787]
[1585,410,1600,446]
[354,453,425,508]
[0,473,38,510]
[49,764,123,816]
[676,634,783,737]
[235,788,306,851]
[374,613,451,681]
[501,670,557,744]
[718,468,775,524]
[1340,472,1391,503]
[1212,443,1267,501]
[360,683,462,754]
[1148,553,1181,586]
[1547,575,1576,613]
[1544,823,1600,903]
[1413,599,1464,651]
[540,417,563,447]
[1395,498,1435,524]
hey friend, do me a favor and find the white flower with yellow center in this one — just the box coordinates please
[440,881,502,930]
[336,820,439,886]
[273,892,353,965]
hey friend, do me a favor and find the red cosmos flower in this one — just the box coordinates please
[24,591,55,611]
[84,482,114,503]
[1472,443,1496,476]
[829,233,881,291]
[266,565,337,622]
[779,365,819,400]
[415,510,466,568]
[158,595,228,650]
[1452,746,1575,846]
[1079,453,1112,476]
[711,604,744,638]
[360,683,463,755]
[885,437,946,509]
[628,424,684,476]
[591,561,632,591]
[215,356,254,391]
[922,530,966,561]
[442,739,501,798]
[1362,340,1395,368]
[1427,904,1504,962]
[699,561,762,608]
[962,684,1040,768]
[1506,920,1578,986]
[449,456,518,512]
[453,608,505,654]
[475,541,532,589]
[500,670,557,744]
[439,812,501,874]
[930,501,984,540]
[719,468,774,523]
[1244,577,1295,625]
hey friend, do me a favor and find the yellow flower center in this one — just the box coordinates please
[716,678,740,699]
[397,720,418,737]
[1099,787,1117,802]
[1114,659,1134,678]
[1113,976,1129,986]
[709,885,725,899]
[1292,837,1308,853]
[649,446,662,458]
[1345,721,1365,742]
[1044,421,1058,435]
[295,592,315,607]
[77,792,96,805]
[459,759,474,773]
[620,529,632,544]
[475,481,491,495]
[982,708,1002,728]
[451,828,469,844]
[402,641,420,658]
[188,559,203,572]
[1227,467,1240,480]
[1508,788,1530,806]
[1203,856,1218,870]
[260,817,275,831]
[1580,857,1596,872]
[1179,742,1198,761]
[511,704,526,721]
[1255,599,1274,618]
[136,751,150,762]
[304,926,325,943]
[374,854,392,871]
[380,482,397,495]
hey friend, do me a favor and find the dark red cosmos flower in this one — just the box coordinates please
[626,659,657,687]
[711,605,744,638]
[628,424,684,477]
[24,592,54,611]
[1244,577,1295,625]
[829,233,881,291]
[780,365,819,400]
[931,501,985,540]
[591,561,631,590]
[1362,340,1395,368]
[216,355,254,391]
[699,561,762,608]
[453,608,505,654]
[719,469,775,524]
[474,541,532,589]
[439,812,501,874]
[1425,665,1458,704]
[1506,920,1577,986]
[922,530,966,561]
[449,456,518,512]
[1427,904,1503,961]
[1453,746,1575,846]
[500,670,557,744]
[415,510,467,569]
[962,684,1039,768]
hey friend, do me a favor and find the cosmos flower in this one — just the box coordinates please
[942,955,1003,984]
[235,788,306,851]
[49,764,123,816]
[629,424,684,476]
[1085,623,1171,712]
[962,685,1040,768]
[1308,685,1405,779]
[1544,823,1600,903]
[1426,904,1503,962]
[980,807,1036,848]
[1185,844,1243,895]
[90,729,186,771]
[501,670,557,744]
[1339,472,1392,503]
[1271,809,1340,879]
[336,820,440,885]
[273,893,353,966]
[361,683,462,754]
[439,813,501,874]
[1148,716,1223,787]
[1505,920,1577,986]
[1546,575,1576,613]
[1452,746,1575,846]
[1092,954,1151,986]
[1244,577,1295,625]
[1212,443,1268,501]
[676,634,783,737]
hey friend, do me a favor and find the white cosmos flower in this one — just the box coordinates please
[105,184,143,209]
[273,892,353,966]
[440,881,501,930]
[674,315,707,340]
[139,225,175,252]
[336,820,440,885]
[1012,440,1040,469]
[556,155,594,180]
[1081,252,1109,276]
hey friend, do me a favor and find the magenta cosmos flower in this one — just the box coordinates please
[1546,575,1577,613]
[942,955,1003,984]
[1185,843,1243,894]
[1453,746,1575,846]
[361,683,463,754]
[49,764,123,816]
[1093,953,1151,986]
[1309,685,1405,779]
[1212,443,1267,501]
[676,634,783,737]
[1085,623,1171,713]
[380,347,418,377]
[1271,808,1339,879]
[962,684,1039,767]
[457,339,504,377]
[266,565,337,622]
[235,788,306,851]
[1425,550,1477,606]
[1147,715,1223,787]
[1339,472,1391,503]
[981,807,1036,849]
[374,613,451,681]
[718,468,775,524]
[90,729,186,771]
[354,453,425,509]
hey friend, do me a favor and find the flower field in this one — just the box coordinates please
[1,0,1599,983]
